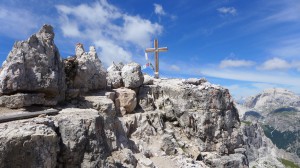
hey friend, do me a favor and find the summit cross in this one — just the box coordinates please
[145,39,168,79]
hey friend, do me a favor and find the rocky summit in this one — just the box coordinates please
[0,25,299,168]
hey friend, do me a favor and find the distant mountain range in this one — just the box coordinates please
[238,88,300,160]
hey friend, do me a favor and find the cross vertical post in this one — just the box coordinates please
[145,39,168,79]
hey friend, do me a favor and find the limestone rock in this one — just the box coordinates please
[205,153,248,168]
[67,44,107,95]
[242,123,300,167]
[139,158,155,168]
[143,74,154,85]
[53,108,109,167]
[114,88,137,115]
[160,134,177,155]
[121,62,144,88]
[0,93,52,109]
[107,62,123,89]
[80,93,116,117]
[0,24,66,107]
[138,79,242,154]
[183,78,207,85]
[0,117,59,168]
[111,149,137,168]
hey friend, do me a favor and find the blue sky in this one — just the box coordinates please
[1,0,300,99]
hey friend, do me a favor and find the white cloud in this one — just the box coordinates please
[154,3,166,16]
[269,36,300,58]
[259,57,291,70]
[122,15,162,48]
[202,68,300,86]
[219,59,255,68]
[217,7,237,16]
[94,39,132,65]
[0,6,39,38]
[56,0,162,66]
[264,0,300,23]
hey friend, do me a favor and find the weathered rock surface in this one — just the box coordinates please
[0,117,59,168]
[242,122,300,167]
[114,88,137,115]
[0,24,66,107]
[0,93,48,109]
[121,62,144,89]
[69,44,107,94]
[106,62,123,89]
[53,108,109,167]
[143,74,154,85]
[183,78,207,86]
[138,79,242,156]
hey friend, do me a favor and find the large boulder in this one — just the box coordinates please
[106,62,123,89]
[0,24,66,108]
[0,117,59,168]
[114,88,137,115]
[121,62,144,89]
[53,108,110,167]
[65,44,107,98]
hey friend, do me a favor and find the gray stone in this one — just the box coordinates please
[114,88,137,115]
[111,149,137,168]
[0,24,66,107]
[0,93,52,109]
[107,71,123,89]
[139,158,155,168]
[121,62,144,88]
[73,44,107,92]
[106,62,124,89]
[143,74,154,85]
[183,78,207,85]
[54,108,109,167]
[0,117,58,168]
[80,93,116,117]
[160,134,177,155]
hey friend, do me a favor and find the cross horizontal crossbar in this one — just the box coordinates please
[145,47,168,53]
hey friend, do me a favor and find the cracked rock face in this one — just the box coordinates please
[0,117,59,168]
[106,62,124,89]
[121,62,144,89]
[0,25,66,107]
[73,44,107,92]
[53,108,109,167]
[64,44,107,99]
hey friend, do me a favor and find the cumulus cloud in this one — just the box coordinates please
[259,57,291,70]
[56,0,162,66]
[154,3,166,16]
[0,6,39,38]
[217,7,237,16]
[219,59,255,68]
